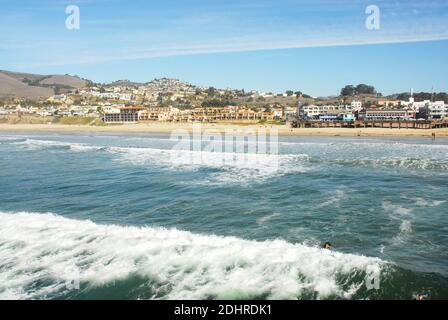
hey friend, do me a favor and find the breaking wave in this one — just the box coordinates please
[0,137,27,144]
[110,146,310,184]
[0,212,387,300]
[6,137,311,183]
[328,157,448,172]
[12,138,107,152]
[5,137,448,179]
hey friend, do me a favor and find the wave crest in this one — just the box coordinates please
[0,212,385,300]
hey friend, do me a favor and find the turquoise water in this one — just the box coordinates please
[0,132,447,300]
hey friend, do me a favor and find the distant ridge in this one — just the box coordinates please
[106,79,145,87]
[0,70,89,99]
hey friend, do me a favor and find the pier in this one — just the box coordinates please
[294,120,448,129]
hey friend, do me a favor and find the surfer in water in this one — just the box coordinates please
[323,242,333,250]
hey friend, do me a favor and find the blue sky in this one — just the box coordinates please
[1,0,448,96]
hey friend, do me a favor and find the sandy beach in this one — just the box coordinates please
[1,123,448,137]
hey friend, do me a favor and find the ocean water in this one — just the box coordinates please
[0,132,447,300]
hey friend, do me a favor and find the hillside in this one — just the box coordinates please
[0,70,89,99]
[39,75,88,89]
[0,72,53,100]
[106,80,145,87]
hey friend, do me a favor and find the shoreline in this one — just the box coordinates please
[1,123,448,138]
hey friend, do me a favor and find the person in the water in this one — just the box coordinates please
[323,242,333,250]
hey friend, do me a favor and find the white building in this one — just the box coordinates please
[363,109,415,121]
[426,101,448,119]
[284,107,297,118]
[351,101,362,110]
[259,92,274,98]
[92,92,135,101]
[302,105,352,118]
[411,100,448,119]
[272,108,284,118]
[102,106,121,114]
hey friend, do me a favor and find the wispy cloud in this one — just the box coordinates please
[19,33,448,68]
[2,0,448,68]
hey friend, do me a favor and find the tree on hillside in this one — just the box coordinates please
[233,89,245,97]
[355,84,376,95]
[223,90,233,100]
[341,84,376,96]
[341,85,356,97]
[201,99,229,108]
[294,91,303,99]
[286,90,294,97]
[206,87,217,97]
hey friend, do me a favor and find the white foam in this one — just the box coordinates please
[382,201,413,217]
[382,201,414,245]
[392,220,414,245]
[110,146,310,184]
[414,198,446,207]
[7,137,311,184]
[279,140,448,172]
[316,190,347,209]
[0,212,386,300]
[15,138,67,149]
[69,144,106,152]
[334,157,448,172]
[257,213,281,225]
[0,136,26,142]
[14,138,104,152]
[400,221,413,234]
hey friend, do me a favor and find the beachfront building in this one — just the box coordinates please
[302,104,354,120]
[284,106,297,118]
[302,105,331,118]
[428,102,448,119]
[272,107,284,119]
[102,105,278,123]
[185,107,275,122]
[377,100,406,108]
[318,114,339,122]
[102,106,145,123]
[302,105,353,119]
[360,109,416,121]
[412,101,448,119]
[165,106,276,122]
[318,111,355,122]
[138,106,175,121]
